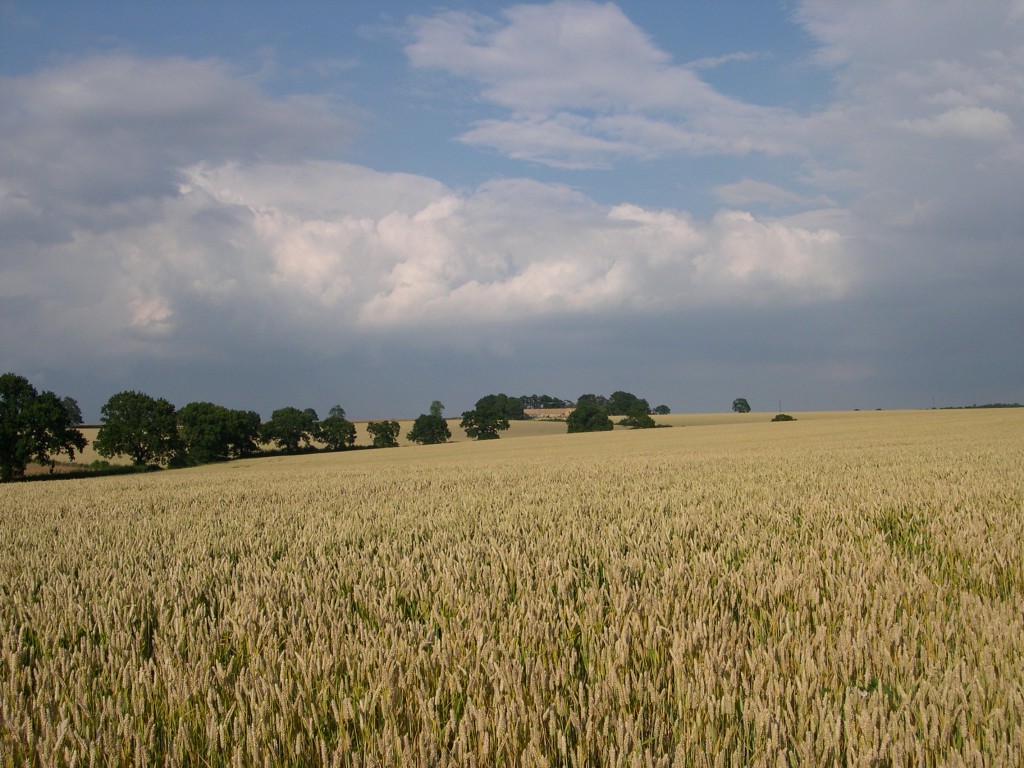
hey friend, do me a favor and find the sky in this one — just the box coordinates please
[2,1,1022,420]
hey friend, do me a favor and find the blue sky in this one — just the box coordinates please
[2,1,1022,419]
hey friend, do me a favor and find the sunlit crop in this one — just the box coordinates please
[2,410,1022,765]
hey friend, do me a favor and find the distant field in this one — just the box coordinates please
[63,408,871,467]
[3,409,1023,764]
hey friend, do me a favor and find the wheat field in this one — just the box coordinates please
[2,410,1022,766]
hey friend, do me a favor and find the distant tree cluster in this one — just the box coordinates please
[941,403,1023,409]
[519,394,574,409]
[566,390,666,433]
[2,371,678,480]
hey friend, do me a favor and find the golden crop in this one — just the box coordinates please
[2,410,1022,766]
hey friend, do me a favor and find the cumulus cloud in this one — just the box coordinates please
[179,165,851,333]
[0,49,852,378]
[793,0,1024,259]
[406,1,803,167]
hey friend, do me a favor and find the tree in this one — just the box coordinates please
[328,404,347,419]
[318,415,357,451]
[261,407,317,453]
[227,410,263,458]
[0,373,87,481]
[460,396,511,440]
[732,398,752,413]
[618,407,656,429]
[474,393,525,421]
[60,396,84,425]
[176,402,262,465]
[407,413,451,445]
[429,400,445,418]
[575,393,609,411]
[566,401,613,433]
[520,394,573,409]
[367,420,400,448]
[302,408,320,423]
[95,390,179,466]
[608,390,650,417]
[653,404,670,415]
[177,401,233,465]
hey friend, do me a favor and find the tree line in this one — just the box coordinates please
[457,391,672,439]
[1,372,671,480]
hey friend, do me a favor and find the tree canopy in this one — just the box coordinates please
[0,373,88,481]
[176,401,261,465]
[566,401,614,433]
[608,390,650,417]
[520,394,573,409]
[473,393,525,421]
[733,398,752,413]
[261,407,317,454]
[408,412,451,445]
[460,396,512,440]
[618,410,656,429]
[575,393,609,411]
[95,390,179,466]
[318,414,357,451]
[367,420,400,448]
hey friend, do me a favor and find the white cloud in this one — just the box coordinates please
[899,106,1015,142]
[407,1,803,167]
[714,179,836,208]
[687,52,762,70]
[183,166,849,329]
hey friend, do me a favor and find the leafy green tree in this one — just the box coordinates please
[618,407,656,429]
[407,413,451,445]
[302,408,320,423]
[733,398,752,413]
[261,407,317,453]
[60,396,84,425]
[176,402,261,465]
[609,390,650,417]
[177,402,233,464]
[575,393,609,411]
[95,390,179,466]
[318,415,357,451]
[429,400,445,418]
[0,373,88,481]
[367,420,400,448]
[474,393,525,421]
[460,396,511,440]
[566,401,613,433]
[227,410,262,458]
[328,404,347,419]
[653,404,670,415]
